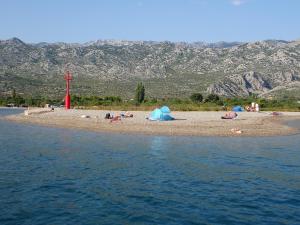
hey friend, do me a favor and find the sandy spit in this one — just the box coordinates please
[3,108,300,137]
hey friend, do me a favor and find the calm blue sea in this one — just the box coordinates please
[0,108,300,225]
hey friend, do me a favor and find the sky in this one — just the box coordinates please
[1,0,300,43]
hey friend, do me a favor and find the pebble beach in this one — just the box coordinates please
[4,108,300,136]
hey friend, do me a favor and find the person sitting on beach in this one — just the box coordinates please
[105,113,113,119]
[246,105,257,112]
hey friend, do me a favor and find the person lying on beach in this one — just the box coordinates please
[221,111,238,119]
[124,111,133,118]
[230,128,242,134]
[270,112,283,116]
[120,112,133,118]
[110,115,121,122]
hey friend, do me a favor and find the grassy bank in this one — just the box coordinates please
[1,95,300,111]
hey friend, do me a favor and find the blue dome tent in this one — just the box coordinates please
[160,106,171,114]
[149,108,163,121]
[232,106,243,112]
[149,106,174,121]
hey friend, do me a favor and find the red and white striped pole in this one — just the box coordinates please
[64,71,72,109]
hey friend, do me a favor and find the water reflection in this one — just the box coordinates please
[149,136,167,159]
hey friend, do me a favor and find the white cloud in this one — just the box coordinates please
[231,0,246,6]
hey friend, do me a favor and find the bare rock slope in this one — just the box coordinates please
[1,38,300,98]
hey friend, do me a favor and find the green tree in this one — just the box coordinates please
[25,96,34,106]
[190,93,203,103]
[135,82,145,104]
[205,94,220,103]
[12,89,16,99]
[14,95,25,106]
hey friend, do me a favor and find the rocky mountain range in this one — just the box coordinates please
[0,37,300,99]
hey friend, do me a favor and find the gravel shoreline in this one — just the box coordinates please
[4,108,300,136]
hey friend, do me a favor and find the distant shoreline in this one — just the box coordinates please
[3,108,300,137]
[0,106,25,109]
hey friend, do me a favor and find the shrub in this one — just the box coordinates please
[190,93,203,103]
[205,94,220,103]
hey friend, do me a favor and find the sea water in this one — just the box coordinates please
[0,109,299,225]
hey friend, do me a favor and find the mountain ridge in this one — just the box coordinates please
[0,37,300,99]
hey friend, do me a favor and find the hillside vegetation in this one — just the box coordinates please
[1,38,300,99]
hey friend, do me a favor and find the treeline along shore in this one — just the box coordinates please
[1,92,300,112]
